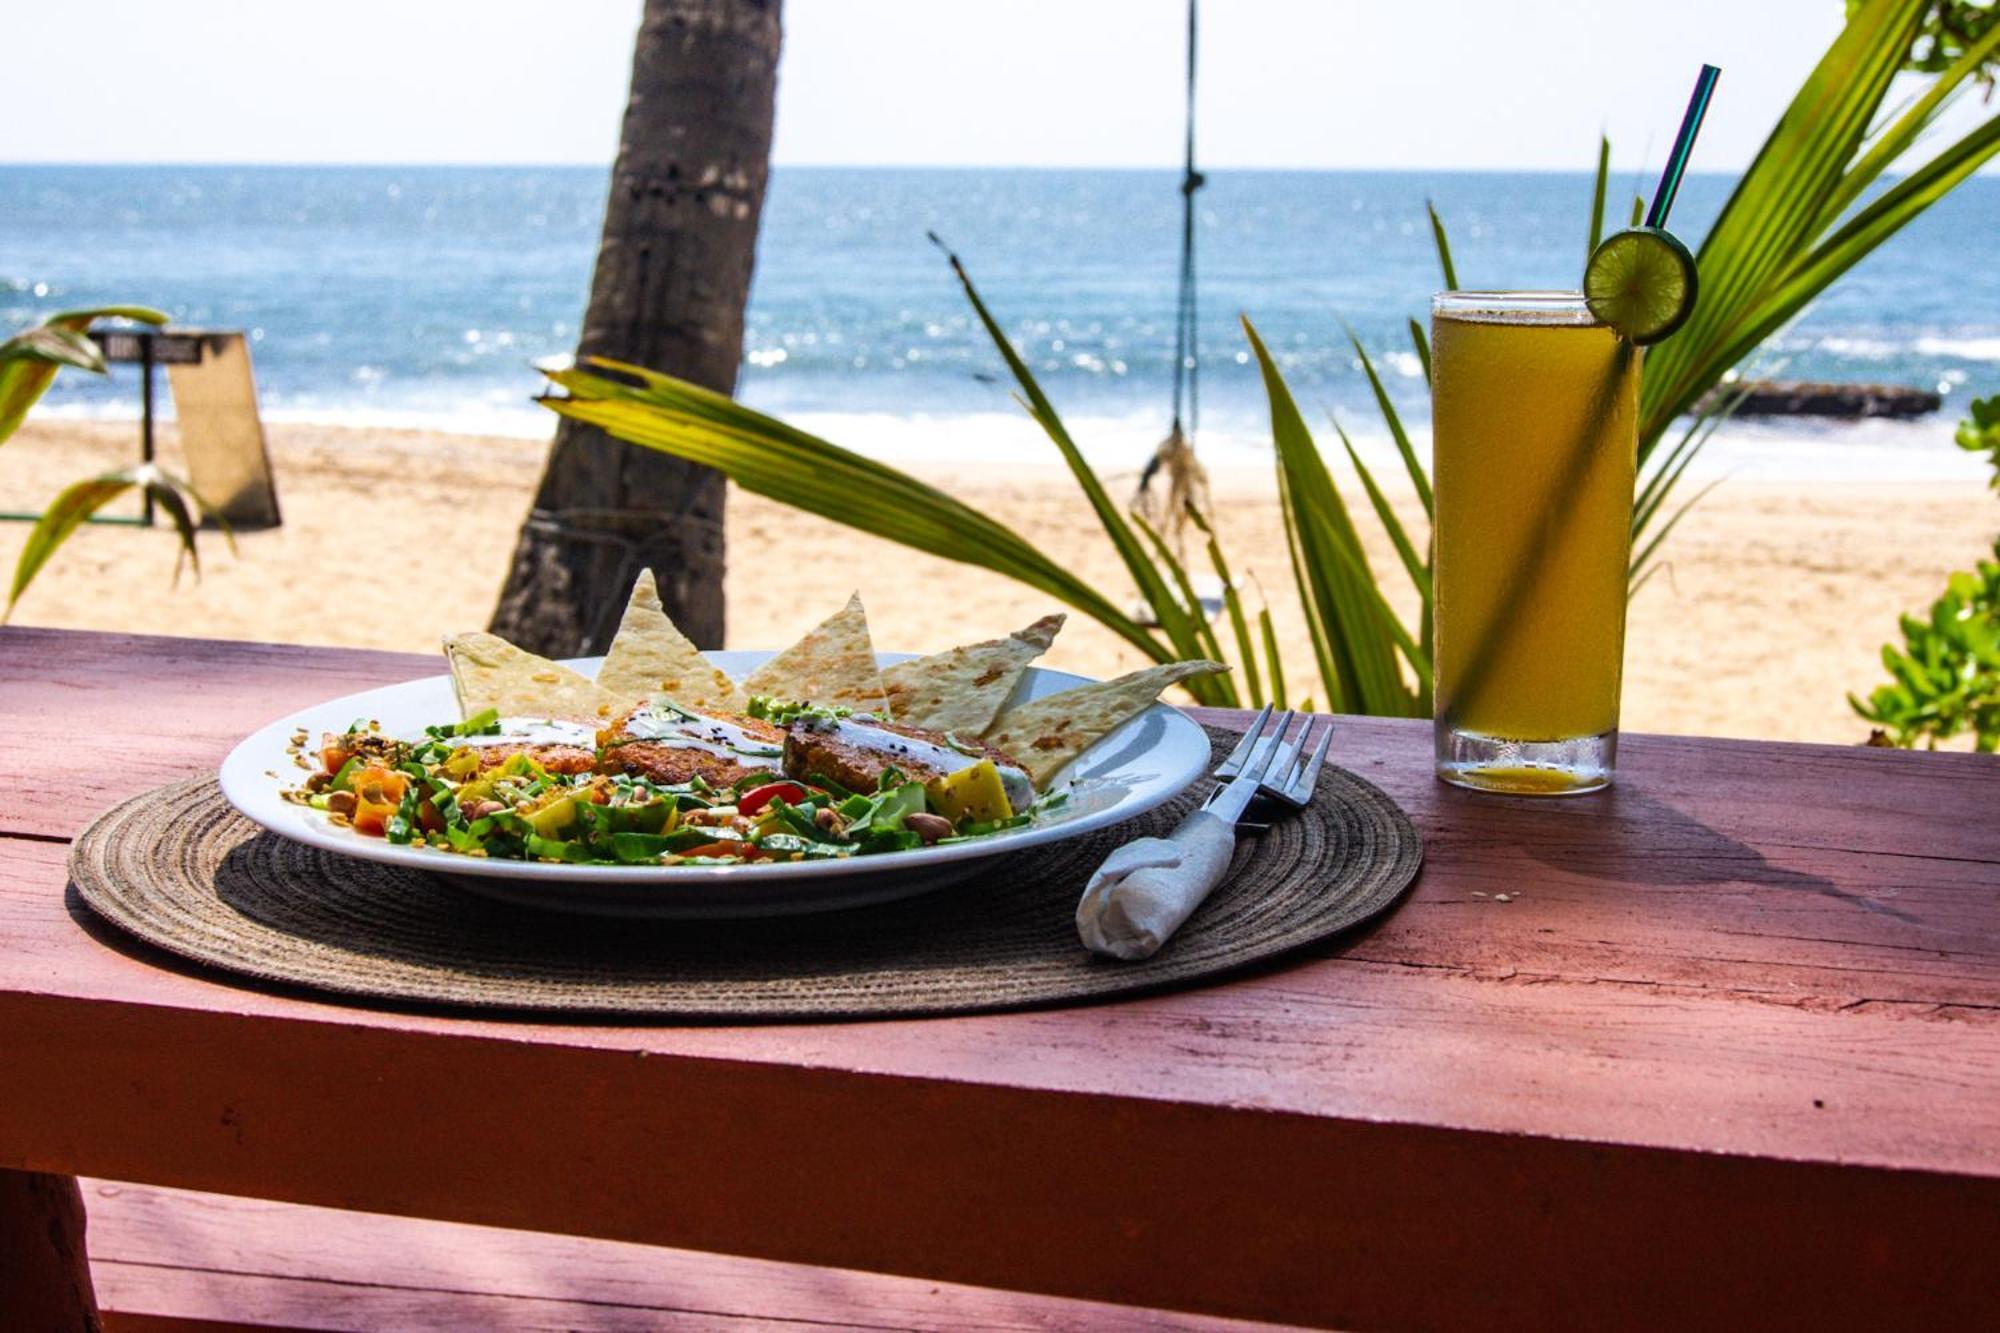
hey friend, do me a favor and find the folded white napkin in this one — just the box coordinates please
[1076,808,1238,960]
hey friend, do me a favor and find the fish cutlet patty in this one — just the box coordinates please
[781,716,1024,793]
[596,706,785,789]
[476,744,597,775]
[597,742,772,789]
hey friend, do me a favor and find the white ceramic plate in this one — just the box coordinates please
[219,651,1210,918]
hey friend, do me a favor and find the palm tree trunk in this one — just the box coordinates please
[490,0,781,654]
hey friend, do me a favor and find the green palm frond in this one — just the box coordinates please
[547,3,1993,723]
[1185,504,1265,709]
[6,462,228,621]
[1426,201,1459,290]
[1587,135,1611,259]
[1275,460,1339,707]
[1245,318,1426,716]
[1639,0,2000,456]
[0,306,167,445]
[1130,508,1232,671]
[1407,318,1432,383]
[1259,605,1286,709]
[930,235,1217,676]
[540,356,1261,705]
[1329,415,1429,605]
[543,239,1260,709]
[1345,329,1433,518]
[544,363,1148,648]
[0,305,228,621]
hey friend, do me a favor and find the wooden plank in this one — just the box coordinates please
[85,1180,1279,1331]
[4,831,2000,1326]
[7,832,1998,1176]
[3,744,1996,1172]
[6,989,1992,1330]
[14,624,1995,862]
[3,628,1999,1326]
[6,628,1997,1016]
[0,628,435,841]
[0,1167,101,1331]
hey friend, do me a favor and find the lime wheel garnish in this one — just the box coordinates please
[1584,227,1698,344]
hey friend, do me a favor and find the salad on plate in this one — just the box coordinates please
[286,571,1223,868]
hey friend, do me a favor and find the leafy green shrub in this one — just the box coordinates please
[1851,394,2000,751]
[1851,542,2000,752]
[1956,394,2000,488]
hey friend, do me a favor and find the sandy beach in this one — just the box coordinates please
[3,416,1991,747]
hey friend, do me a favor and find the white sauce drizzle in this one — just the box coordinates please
[441,718,600,749]
[621,703,784,761]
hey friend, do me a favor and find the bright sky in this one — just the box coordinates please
[4,0,1989,172]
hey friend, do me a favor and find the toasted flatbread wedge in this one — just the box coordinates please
[443,632,630,724]
[596,569,741,711]
[741,592,890,714]
[881,613,1065,734]
[982,659,1228,786]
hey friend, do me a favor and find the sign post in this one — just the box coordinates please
[94,329,209,529]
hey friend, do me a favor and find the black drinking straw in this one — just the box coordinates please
[1645,64,1721,230]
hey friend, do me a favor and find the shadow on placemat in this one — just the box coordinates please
[67,727,1422,1023]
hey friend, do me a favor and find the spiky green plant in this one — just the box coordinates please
[539,248,1262,711]
[1,307,228,621]
[544,0,1999,717]
[1641,0,2000,460]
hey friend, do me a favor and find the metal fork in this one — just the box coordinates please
[1204,705,1335,827]
[1078,705,1332,961]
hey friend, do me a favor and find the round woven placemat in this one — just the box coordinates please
[69,727,1421,1022]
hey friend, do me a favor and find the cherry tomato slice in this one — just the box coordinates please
[737,780,807,816]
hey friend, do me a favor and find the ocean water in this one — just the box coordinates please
[4,164,1996,478]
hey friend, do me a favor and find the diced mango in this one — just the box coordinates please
[525,795,578,837]
[440,746,482,781]
[926,760,1012,825]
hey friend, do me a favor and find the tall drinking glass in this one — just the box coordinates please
[1430,292,1640,795]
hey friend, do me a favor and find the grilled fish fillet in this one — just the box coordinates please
[781,717,1024,794]
[596,705,786,789]
[476,744,596,775]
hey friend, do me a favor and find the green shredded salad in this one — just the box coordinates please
[289,713,1064,867]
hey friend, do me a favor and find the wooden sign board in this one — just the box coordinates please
[94,330,209,367]
[163,333,282,530]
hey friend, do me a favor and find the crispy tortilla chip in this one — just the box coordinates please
[596,569,741,711]
[881,613,1065,734]
[740,593,890,713]
[982,659,1228,786]
[443,632,631,724]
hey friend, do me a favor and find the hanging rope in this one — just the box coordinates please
[1170,0,1204,443]
[1135,0,1212,557]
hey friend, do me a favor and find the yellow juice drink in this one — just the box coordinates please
[1430,292,1639,794]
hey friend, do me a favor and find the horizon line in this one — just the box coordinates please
[7,161,1989,179]
[0,160,1776,175]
